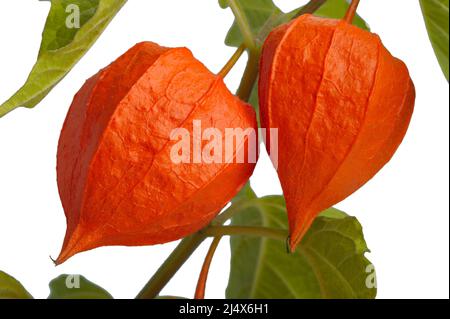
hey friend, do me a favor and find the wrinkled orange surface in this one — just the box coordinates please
[259,15,415,250]
[56,42,257,264]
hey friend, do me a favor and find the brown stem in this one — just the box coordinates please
[294,0,328,18]
[344,0,361,24]
[218,44,246,78]
[136,200,248,299]
[194,237,222,299]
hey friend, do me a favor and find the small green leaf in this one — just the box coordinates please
[420,0,449,81]
[220,0,369,48]
[0,271,33,299]
[220,0,283,48]
[0,0,127,118]
[226,195,377,299]
[48,275,113,299]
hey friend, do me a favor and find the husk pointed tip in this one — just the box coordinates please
[288,214,316,252]
[54,248,75,266]
[288,233,302,253]
[55,225,90,265]
[55,240,79,266]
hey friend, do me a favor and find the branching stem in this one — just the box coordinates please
[136,233,206,299]
[203,225,288,241]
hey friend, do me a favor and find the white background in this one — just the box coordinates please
[0,0,448,299]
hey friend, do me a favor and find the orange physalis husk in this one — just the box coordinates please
[259,14,415,250]
[56,42,257,264]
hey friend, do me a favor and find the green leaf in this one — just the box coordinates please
[220,0,369,48]
[220,0,283,48]
[0,271,33,299]
[40,0,100,52]
[48,275,113,299]
[226,195,377,299]
[232,182,257,203]
[0,0,127,118]
[420,0,449,81]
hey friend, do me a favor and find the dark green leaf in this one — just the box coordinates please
[0,0,127,118]
[420,0,449,81]
[226,195,377,299]
[220,0,369,48]
[48,274,113,299]
[0,271,33,299]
